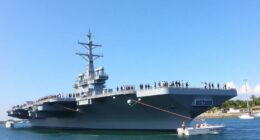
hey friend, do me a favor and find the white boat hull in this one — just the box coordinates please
[5,121,14,128]
[238,114,255,119]
[177,125,224,136]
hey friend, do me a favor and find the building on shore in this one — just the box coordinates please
[227,108,240,114]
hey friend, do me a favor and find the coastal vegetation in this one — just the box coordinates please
[209,95,260,112]
[222,95,260,110]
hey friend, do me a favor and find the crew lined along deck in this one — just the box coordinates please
[118,81,231,91]
[8,81,234,111]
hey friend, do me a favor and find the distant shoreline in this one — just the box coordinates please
[197,112,253,119]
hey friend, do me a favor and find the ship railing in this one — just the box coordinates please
[78,89,136,99]
[119,89,136,94]
[34,94,76,105]
[133,86,237,96]
[107,89,136,97]
[136,84,236,91]
[22,103,34,109]
[78,92,95,99]
[11,103,28,110]
[172,86,236,91]
[45,98,75,103]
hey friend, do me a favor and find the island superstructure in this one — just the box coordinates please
[7,32,237,130]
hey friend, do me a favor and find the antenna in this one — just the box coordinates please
[87,29,92,41]
[77,31,103,79]
[244,79,249,112]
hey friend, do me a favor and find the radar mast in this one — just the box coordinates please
[76,31,103,80]
[75,31,108,95]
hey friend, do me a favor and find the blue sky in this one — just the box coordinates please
[0,0,260,120]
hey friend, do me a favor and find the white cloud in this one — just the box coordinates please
[226,81,236,89]
[237,83,253,94]
[233,83,260,99]
[253,85,260,94]
[237,83,252,95]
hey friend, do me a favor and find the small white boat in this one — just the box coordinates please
[238,80,254,120]
[177,123,224,136]
[5,120,14,128]
[238,114,255,119]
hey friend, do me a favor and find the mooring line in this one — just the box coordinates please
[131,99,193,120]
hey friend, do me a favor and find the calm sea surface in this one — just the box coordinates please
[1,118,260,140]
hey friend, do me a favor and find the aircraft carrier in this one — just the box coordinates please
[7,32,237,131]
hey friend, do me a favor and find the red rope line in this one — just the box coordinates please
[131,99,193,120]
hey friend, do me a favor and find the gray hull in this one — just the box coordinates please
[28,88,236,130]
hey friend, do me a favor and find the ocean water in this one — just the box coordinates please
[1,118,260,140]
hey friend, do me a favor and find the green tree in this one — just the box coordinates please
[251,95,257,106]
